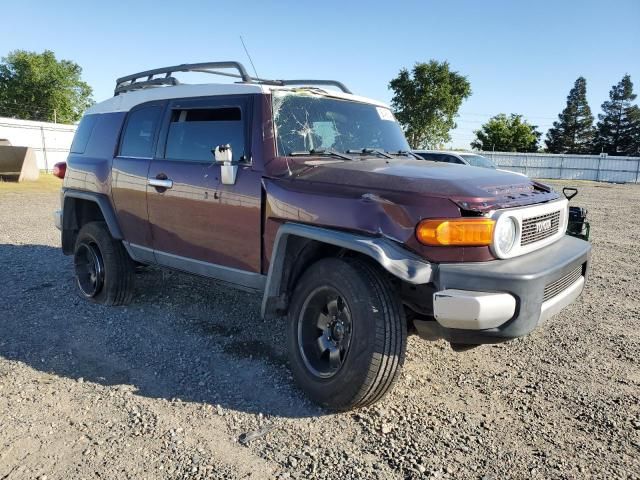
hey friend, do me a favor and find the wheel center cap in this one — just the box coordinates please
[332,322,345,341]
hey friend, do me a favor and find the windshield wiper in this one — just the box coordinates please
[386,150,422,159]
[346,148,393,159]
[290,148,354,161]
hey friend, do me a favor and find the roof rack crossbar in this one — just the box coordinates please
[274,79,352,94]
[115,61,252,95]
[114,61,352,96]
[114,77,181,95]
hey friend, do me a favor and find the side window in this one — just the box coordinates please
[70,114,98,154]
[120,106,162,158]
[164,107,245,162]
[417,152,437,161]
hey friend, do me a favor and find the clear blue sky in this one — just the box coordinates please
[2,0,639,147]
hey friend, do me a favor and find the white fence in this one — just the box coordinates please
[481,151,640,184]
[0,117,76,171]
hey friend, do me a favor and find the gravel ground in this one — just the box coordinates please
[1,179,639,479]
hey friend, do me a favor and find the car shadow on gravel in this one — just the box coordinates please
[0,243,322,419]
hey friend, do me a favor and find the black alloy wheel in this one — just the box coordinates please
[297,286,353,378]
[74,240,105,298]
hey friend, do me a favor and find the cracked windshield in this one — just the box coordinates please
[272,91,410,156]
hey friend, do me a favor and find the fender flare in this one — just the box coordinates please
[261,223,433,319]
[61,190,123,253]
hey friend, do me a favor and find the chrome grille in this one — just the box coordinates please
[521,211,561,246]
[543,265,583,302]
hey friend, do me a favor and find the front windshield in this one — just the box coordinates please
[460,154,496,169]
[272,91,410,156]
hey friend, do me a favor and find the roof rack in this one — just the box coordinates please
[114,61,352,96]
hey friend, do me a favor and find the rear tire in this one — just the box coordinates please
[73,221,135,306]
[287,257,407,410]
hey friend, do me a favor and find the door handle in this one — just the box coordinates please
[148,178,173,189]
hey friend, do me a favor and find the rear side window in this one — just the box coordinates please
[70,115,98,154]
[120,106,162,158]
[444,155,464,164]
[416,152,438,161]
[164,107,245,162]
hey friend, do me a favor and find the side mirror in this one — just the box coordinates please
[214,144,237,185]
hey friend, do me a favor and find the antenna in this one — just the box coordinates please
[240,36,260,81]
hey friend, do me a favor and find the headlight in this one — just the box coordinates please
[494,216,518,254]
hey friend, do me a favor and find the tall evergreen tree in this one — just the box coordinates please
[593,74,639,155]
[545,77,594,153]
[625,104,640,156]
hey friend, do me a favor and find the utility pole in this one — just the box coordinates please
[40,126,48,172]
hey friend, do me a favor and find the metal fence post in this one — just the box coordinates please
[635,158,640,184]
[560,155,565,179]
[40,126,48,172]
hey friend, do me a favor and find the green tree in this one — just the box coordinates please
[545,77,595,153]
[627,106,640,155]
[0,50,93,123]
[593,74,639,155]
[389,61,471,148]
[471,114,541,152]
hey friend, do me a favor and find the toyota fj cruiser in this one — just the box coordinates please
[55,61,591,410]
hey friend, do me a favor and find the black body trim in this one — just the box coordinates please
[421,235,592,344]
[61,190,123,254]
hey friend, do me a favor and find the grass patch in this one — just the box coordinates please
[0,173,62,194]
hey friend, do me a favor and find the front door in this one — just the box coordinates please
[146,95,262,284]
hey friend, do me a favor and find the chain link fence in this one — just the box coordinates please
[481,151,640,183]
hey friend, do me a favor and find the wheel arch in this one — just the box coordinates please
[261,223,433,319]
[61,190,123,255]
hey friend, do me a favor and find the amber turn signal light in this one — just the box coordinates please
[416,218,495,246]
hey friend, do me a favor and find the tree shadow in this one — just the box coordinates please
[0,243,323,418]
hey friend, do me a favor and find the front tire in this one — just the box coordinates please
[73,221,135,306]
[287,257,407,410]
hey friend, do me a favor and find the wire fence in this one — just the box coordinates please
[481,151,640,184]
[0,117,76,171]
[2,114,639,183]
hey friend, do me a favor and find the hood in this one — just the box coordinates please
[272,157,559,212]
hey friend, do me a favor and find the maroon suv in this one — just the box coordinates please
[55,62,591,410]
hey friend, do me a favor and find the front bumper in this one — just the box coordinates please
[414,235,591,344]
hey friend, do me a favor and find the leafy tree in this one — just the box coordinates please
[0,50,93,123]
[545,77,595,153]
[389,61,471,148]
[471,114,541,152]
[592,74,639,155]
[627,106,640,155]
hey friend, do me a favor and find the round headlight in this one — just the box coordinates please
[495,216,517,254]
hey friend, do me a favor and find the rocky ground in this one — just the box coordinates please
[0,178,638,479]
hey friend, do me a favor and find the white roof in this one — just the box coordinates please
[86,83,389,115]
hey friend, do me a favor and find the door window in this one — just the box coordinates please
[120,106,162,158]
[164,107,245,162]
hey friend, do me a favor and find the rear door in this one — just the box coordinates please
[111,102,164,262]
[147,95,263,278]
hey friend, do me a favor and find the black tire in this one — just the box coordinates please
[287,257,407,410]
[73,221,135,306]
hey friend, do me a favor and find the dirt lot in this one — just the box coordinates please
[1,178,639,480]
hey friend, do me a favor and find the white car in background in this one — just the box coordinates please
[413,150,526,176]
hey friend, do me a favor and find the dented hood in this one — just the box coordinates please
[277,157,559,212]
